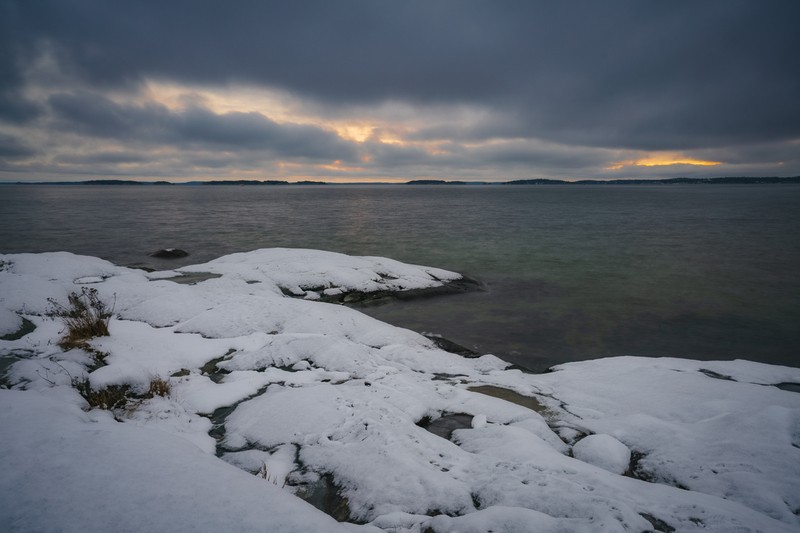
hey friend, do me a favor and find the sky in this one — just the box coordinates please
[1,0,799,183]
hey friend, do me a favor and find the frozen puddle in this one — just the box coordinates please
[2,249,800,532]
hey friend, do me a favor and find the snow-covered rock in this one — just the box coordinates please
[572,434,632,474]
[1,249,799,532]
[0,388,353,532]
[0,307,21,337]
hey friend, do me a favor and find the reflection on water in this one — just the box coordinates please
[1,183,798,369]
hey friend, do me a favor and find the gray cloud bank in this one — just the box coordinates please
[1,0,799,181]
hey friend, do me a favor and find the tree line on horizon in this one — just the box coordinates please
[9,176,800,186]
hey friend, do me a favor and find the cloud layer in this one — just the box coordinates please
[1,0,799,181]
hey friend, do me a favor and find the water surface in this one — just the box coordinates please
[1,183,797,370]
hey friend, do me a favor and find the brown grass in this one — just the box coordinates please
[72,376,171,410]
[73,378,130,410]
[146,376,171,398]
[47,287,113,350]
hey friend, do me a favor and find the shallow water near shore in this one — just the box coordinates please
[1,183,798,370]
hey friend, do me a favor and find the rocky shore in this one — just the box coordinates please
[1,249,799,532]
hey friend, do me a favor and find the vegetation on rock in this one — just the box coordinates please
[47,287,113,349]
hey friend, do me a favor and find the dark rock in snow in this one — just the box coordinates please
[150,248,189,259]
[424,334,479,357]
[417,413,474,440]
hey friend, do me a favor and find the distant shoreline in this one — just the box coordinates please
[2,176,799,186]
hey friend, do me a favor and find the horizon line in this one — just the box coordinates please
[3,176,800,186]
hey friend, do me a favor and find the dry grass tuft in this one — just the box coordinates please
[73,378,130,410]
[47,287,113,350]
[146,376,171,398]
[72,376,171,411]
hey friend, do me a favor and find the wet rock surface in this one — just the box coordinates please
[467,385,550,416]
[776,382,800,393]
[150,248,189,259]
[0,317,35,341]
[292,473,353,523]
[424,334,479,357]
[283,276,483,307]
[161,272,222,285]
[418,413,474,440]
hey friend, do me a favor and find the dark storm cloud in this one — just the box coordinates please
[53,151,151,166]
[0,91,42,124]
[48,91,169,139]
[172,107,356,159]
[0,133,36,159]
[693,140,800,167]
[0,3,42,123]
[47,91,357,161]
[362,138,611,176]
[4,0,799,152]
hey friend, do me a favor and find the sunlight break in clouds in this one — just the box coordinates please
[144,81,410,145]
[606,154,723,171]
[1,2,799,182]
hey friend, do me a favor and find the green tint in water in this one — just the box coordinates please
[1,183,798,369]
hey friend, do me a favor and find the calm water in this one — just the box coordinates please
[1,184,798,371]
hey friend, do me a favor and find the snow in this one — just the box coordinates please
[172,371,274,415]
[572,434,632,475]
[0,307,21,336]
[0,388,355,533]
[179,248,462,295]
[1,249,799,532]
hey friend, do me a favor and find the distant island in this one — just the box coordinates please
[503,177,800,185]
[405,179,470,185]
[6,176,800,186]
[410,177,800,185]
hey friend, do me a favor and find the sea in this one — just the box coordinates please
[1,183,798,371]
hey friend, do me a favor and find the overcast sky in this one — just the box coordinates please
[1,0,798,182]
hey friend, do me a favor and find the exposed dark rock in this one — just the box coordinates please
[207,403,239,456]
[626,451,652,482]
[150,248,189,259]
[292,473,353,523]
[417,413,474,440]
[698,368,736,381]
[161,272,222,285]
[640,512,676,532]
[467,385,550,416]
[0,354,25,387]
[127,265,156,272]
[0,317,35,341]
[200,355,231,382]
[282,276,483,307]
[775,382,800,393]
[425,334,479,357]
[432,372,469,382]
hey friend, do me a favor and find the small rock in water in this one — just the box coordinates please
[150,248,189,259]
[572,434,631,474]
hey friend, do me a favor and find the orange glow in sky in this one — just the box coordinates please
[606,155,723,170]
[332,124,374,143]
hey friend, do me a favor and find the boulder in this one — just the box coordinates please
[572,434,631,474]
[150,248,189,259]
